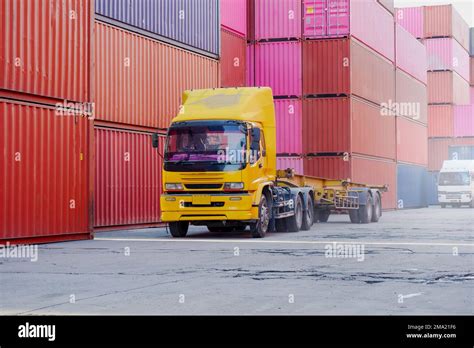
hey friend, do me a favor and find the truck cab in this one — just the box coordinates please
[438,160,474,208]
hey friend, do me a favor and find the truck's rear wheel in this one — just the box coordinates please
[349,209,360,223]
[371,193,382,222]
[301,195,314,231]
[250,193,270,238]
[359,194,373,224]
[318,210,330,223]
[169,222,189,238]
[275,218,287,232]
[287,195,303,232]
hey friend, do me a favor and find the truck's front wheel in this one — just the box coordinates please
[169,222,189,238]
[250,193,270,238]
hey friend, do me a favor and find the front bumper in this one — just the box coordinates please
[438,194,472,204]
[160,193,259,222]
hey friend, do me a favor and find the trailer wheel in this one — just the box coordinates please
[169,222,189,238]
[349,209,360,223]
[371,193,382,222]
[250,193,271,238]
[301,195,315,230]
[359,194,373,224]
[287,195,303,232]
[318,210,330,223]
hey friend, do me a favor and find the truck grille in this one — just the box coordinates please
[184,184,223,189]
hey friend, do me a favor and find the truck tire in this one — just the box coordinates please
[359,194,373,224]
[371,193,382,222]
[318,210,330,223]
[169,222,189,238]
[301,195,315,231]
[250,193,271,238]
[275,218,287,232]
[287,195,303,232]
[349,209,360,223]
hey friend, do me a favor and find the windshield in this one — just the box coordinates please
[164,121,247,172]
[438,172,471,186]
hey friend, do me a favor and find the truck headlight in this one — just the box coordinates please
[224,182,244,191]
[165,183,183,191]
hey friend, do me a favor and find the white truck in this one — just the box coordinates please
[438,160,474,208]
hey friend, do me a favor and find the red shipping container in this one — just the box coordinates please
[303,155,397,210]
[94,127,165,228]
[1,101,91,244]
[0,0,92,103]
[277,156,303,174]
[95,22,219,129]
[396,117,428,166]
[395,24,427,84]
[428,137,474,171]
[425,38,470,83]
[275,99,302,155]
[427,71,470,105]
[428,105,454,138]
[302,97,396,160]
[246,44,255,86]
[395,69,427,124]
[303,38,395,106]
[423,5,470,52]
[247,0,256,41]
[220,28,246,88]
[453,105,474,137]
[221,0,247,37]
[395,7,423,39]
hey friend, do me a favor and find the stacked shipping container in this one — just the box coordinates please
[0,0,93,244]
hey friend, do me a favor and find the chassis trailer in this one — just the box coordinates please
[157,87,388,238]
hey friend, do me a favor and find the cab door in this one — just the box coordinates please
[247,127,267,190]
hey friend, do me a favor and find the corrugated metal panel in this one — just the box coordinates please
[397,164,428,209]
[395,24,427,84]
[302,38,395,105]
[254,41,302,97]
[471,57,474,86]
[303,156,351,179]
[471,28,474,56]
[94,127,164,227]
[95,0,220,56]
[0,0,92,102]
[275,99,302,155]
[395,7,423,39]
[395,69,427,124]
[425,38,470,82]
[95,22,220,129]
[277,156,303,174]
[471,86,474,103]
[303,0,395,62]
[255,0,301,40]
[427,71,470,105]
[448,145,474,160]
[1,101,90,242]
[396,117,428,166]
[428,137,474,171]
[220,28,246,88]
[221,0,247,37]
[453,105,474,137]
[377,0,394,14]
[302,97,396,160]
[427,171,439,205]
[428,105,453,138]
[246,44,255,86]
[423,5,470,51]
[247,0,255,41]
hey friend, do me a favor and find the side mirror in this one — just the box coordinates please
[152,133,160,148]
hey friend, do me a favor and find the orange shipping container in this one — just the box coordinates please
[220,28,246,88]
[94,22,219,129]
[395,69,427,124]
[428,105,454,138]
[428,137,474,171]
[423,5,470,52]
[303,155,397,210]
[396,117,428,166]
[427,71,470,105]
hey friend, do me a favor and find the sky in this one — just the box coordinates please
[395,0,473,26]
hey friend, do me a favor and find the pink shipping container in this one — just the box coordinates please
[246,44,255,87]
[425,38,470,82]
[94,127,165,228]
[277,156,304,175]
[254,0,301,40]
[395,24,427,84]
[470,57,474,86]
[0,0,92,103]
[427,71,470,105]
[303,155,397,210]
[471,86,474,104]
[303,0,395,62]
[254,41,302,97]
[395,69,427,124]
[395,7,423,39]
[423,5,470,52]
[453,106,474,137]
[428,105,454,138]
[1,100,91,244]
[396,117,428,166]
[274,99,302,155]
[220,0,247,37]
[377,0,394,14]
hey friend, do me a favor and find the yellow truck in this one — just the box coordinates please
[153,87,387,238]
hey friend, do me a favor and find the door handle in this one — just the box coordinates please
[259,163,263,169]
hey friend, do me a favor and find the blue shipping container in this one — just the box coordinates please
[427,171,439,206]
[95,0,220,57]
[448,145,474,161]
[397,164,429,209]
